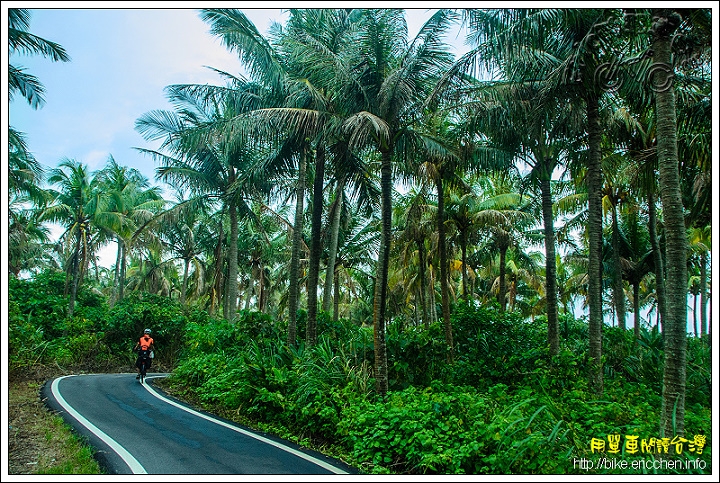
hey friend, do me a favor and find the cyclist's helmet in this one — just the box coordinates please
[144,328,152,334]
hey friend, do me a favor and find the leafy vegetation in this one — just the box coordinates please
[7,269,713,474]
[8,6,712,475]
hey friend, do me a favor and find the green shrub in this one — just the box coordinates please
[338,383,499,474]
[104,292,190,365]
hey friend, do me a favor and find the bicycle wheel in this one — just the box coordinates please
[140,360,146,384]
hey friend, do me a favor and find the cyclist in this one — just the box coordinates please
[134,328,155,379]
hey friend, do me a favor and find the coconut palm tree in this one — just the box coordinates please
[198,8,340,346]
[470,173,536,312]
[41,159,108,316]
[393,187,436,327]
[648,7,709,438]
[94,155,165,305]
[353,9,459,392]
[688,225,710,340]
[9,8,70,109]
[136,81,266,321]
[9,8,68,261]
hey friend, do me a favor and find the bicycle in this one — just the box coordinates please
[136,349,151,384]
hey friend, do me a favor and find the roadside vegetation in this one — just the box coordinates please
[8,374,104,475]
[8,274,712,475]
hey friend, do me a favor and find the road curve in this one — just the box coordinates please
[41,373,358,475]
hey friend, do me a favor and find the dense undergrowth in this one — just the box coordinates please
[8,270,713,475]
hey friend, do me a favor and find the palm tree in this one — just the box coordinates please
[8,199,54,277]
[649,7,695,438]
[8,132,53,277]
[8,8,68,262]
[688,225,710,339]
[415,123,459,362]
[619,204,655,339]
[153,193,214,305]
[125,245,178,298]
[197,8,332,345]
[9,8,70,109]
[94,155,165,305]
[601,156,631,330]
[437,8,598,359]
[41,159,107,316]
[136,82,264,321]
[471,173,535,312]
[394,188,436,326]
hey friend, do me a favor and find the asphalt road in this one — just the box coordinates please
[41,373,358,475]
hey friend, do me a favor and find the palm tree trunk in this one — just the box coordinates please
[653,8,688,437]
[436,175,454,362]
[209,223,224,317]
[288,147,308,346]
[111,236,123,306]
[259,262,267,313]
[417,238,429,327]
[540,176,559,356]
[333,267,340,321]
[224,201,239,321]
[498,244,507,313]
[647,185,666,332]
[307,145,326,348]
[633,282,641,339]
[611,203,626,329]
[428,266,437,324]
[67,231,82,318]
[373,149,392,396]
[692,294,698,337]
[700,251,707,338]
[586,92,604,395]
[181,258,190,305]
[323,176,345,313]
[118,240,127,302]
[460,231,468,300]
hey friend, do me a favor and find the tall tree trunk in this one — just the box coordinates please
[633,282,641,340]
[111,236,123,307]
[224,199,239,321]
[653,8,688,437]
[323,176,345,313]
[181,258,190,305]
[67,232,82,319]
[460,231,468,299]
[333,267,340,321]
[692,294,698,337]
[306,145,326,348]
[288,147,308,346]
[428,266,437,324]
[118,240,126,303]
[417,238,429,327]
[540,176,559,356]
[259,261,267,313]
[647,184,666,332]
[209,223,224,317]
[498,244,507,313]
[436,175,454,362]
[611,202,626,329]
[700,251,707,338]
[372,149,392,396]
[586,92,604,395]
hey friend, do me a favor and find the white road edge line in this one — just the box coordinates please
[51,375,147,474]
[143,375,349,474]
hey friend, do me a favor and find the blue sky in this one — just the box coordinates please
[7,5,470,187]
